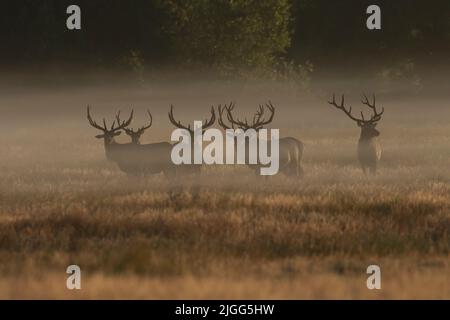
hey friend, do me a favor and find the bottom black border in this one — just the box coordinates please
[1,300,448,319]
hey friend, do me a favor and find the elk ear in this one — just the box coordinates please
[113,131,122,136]
[357,122,363,127]
[95,134,104,139]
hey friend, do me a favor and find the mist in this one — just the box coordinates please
[1,1,450,300]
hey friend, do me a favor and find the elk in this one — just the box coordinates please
[218,101,304,177]
[87,106,135,171]
[329,94,384,175]
[168,105,216,175]
[121,109,153,144]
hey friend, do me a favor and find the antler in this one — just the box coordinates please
[217,102,235,130]
[87,105,108,132]
[253,101,275,130]
[328,94,365,124]
[329,94,383,125]
[168,105,192,132]
[168,105,216,133]
[202,106,216,131]
[120,109,152,135]
[361,94,384,123]
[224,106,250,130]
[225,101,275,130]
[113,109,134,131]
[87,105,133,133]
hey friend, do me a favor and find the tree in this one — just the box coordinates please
[160,0,293,76]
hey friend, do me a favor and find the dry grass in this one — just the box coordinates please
[0,86,449,299]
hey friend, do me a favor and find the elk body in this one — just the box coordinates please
[329,94,384,175]
[118,109,177,177]
[218,102,304,177]
[88,107,175,177]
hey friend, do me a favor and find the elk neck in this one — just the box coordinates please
[103,137,122,159]
[359,128,379,141]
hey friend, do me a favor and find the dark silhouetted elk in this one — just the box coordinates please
[329,94,384,175]
[218,101,304,177]
[87,106,134,166]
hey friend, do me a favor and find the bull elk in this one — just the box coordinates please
[87,106,134,168]
[218,101,304,177]
[329,94,384,175]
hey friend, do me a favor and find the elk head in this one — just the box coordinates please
[87,106,134,145]
[329,94,384,140]
[118,109,153,144]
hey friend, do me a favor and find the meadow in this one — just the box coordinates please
[0,81,449,299]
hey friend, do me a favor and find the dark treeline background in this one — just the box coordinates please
[1,0,450,83]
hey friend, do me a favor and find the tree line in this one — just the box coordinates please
[1,0,449,77]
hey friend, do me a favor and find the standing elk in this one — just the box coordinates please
[218,101,304,177]
[329,94,384,175]
[87,106,135,170]
[168,105,216,175]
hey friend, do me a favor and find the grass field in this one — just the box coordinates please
[0,83,449,299]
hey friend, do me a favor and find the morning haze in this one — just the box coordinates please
[0,0,449,298]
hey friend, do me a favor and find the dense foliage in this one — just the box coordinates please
[1,0,449,77]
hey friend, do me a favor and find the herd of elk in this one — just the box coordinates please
[87,94,384,178]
